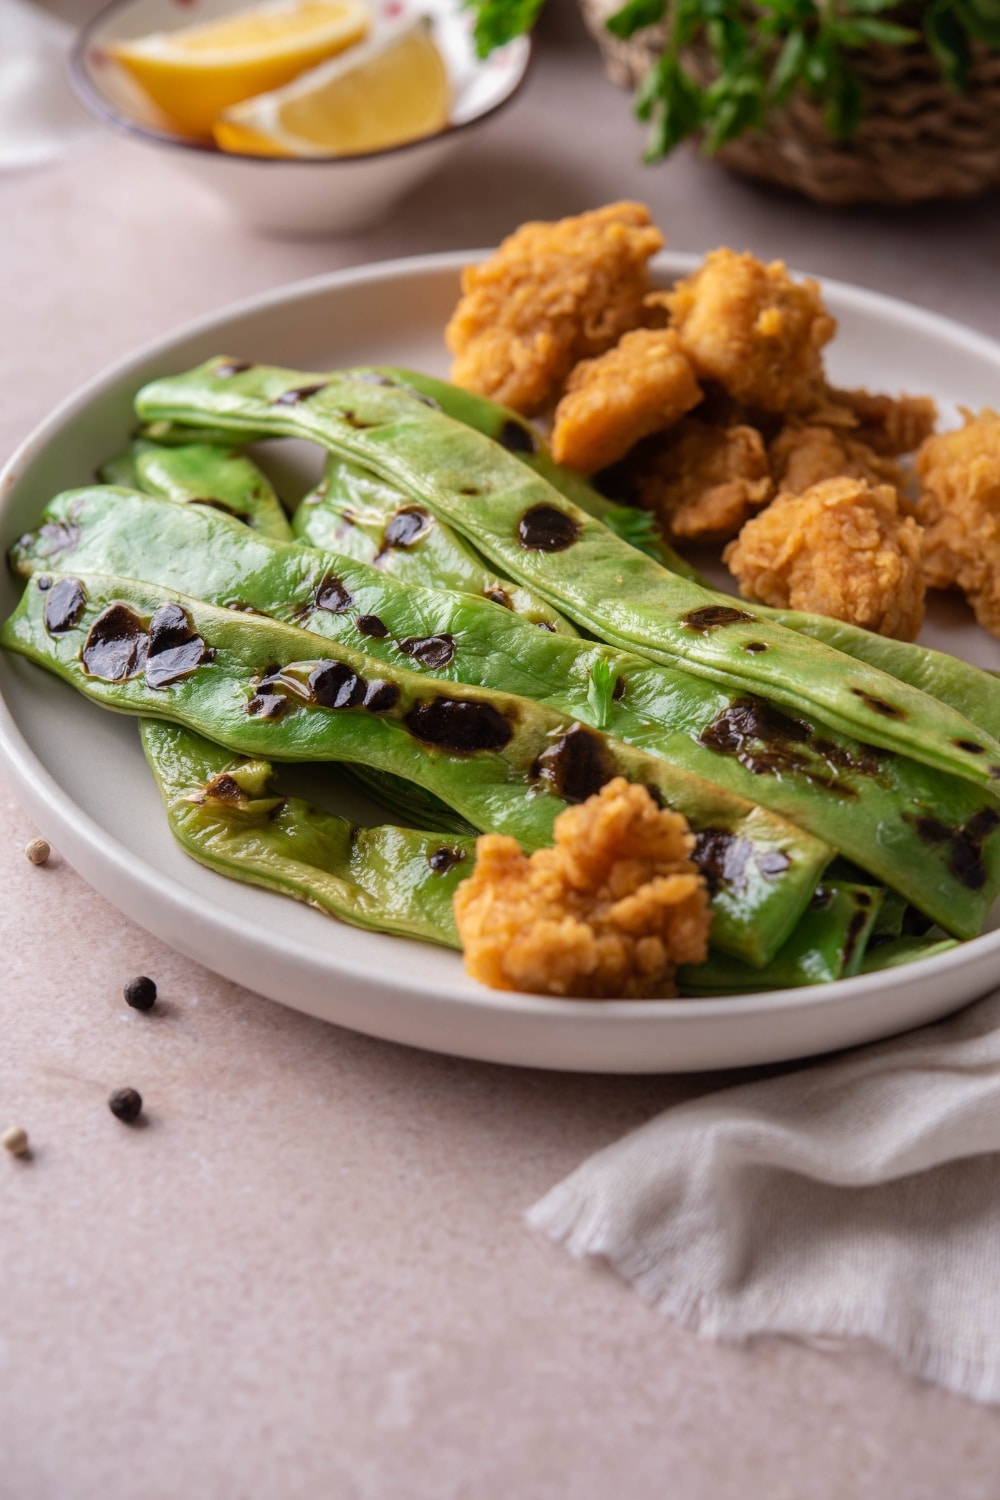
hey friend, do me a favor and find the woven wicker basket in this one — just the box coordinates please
[580,0,1000,205]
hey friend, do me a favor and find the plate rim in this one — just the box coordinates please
[3,248,1000,1063]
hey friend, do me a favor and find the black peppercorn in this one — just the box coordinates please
[123,976,157,1011]
[108,1087,143,1124]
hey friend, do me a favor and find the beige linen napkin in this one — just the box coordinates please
[529,988,1000,1403]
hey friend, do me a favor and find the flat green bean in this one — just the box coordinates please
[141,720,471,944]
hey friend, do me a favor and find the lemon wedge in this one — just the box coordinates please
[213,17,450,158]
[108,0,371,139]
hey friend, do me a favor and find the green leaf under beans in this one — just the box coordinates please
[14,487,1000,939]
[134,360,1000,797]
[140,720,472,945]
[4,569,831,966]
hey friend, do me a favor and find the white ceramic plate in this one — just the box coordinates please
[3,252,1000,1072]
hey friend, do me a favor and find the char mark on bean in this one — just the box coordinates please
[612,676,626,701]
[459,487,481,497]
[484,587,511,609]
[954,739,986,755]
[497,419,538,455]
[247,693,289,720]
[699,695,876,788]
[356,372,394,387]
[204,773,243,803]
[404,697,513,754]
[428,846,466,874]
[213,360,254,377]
[356,614,390,639]
[315,575,354,614]
[273,383,328,406]
[43,577,87,636]
[398,634,455,670]
[363,680,400,713]
[536,620,556,632]
[692,829,790,895]
[517,505,580,552]
[532,724,616,804]
[381,507,430,552]
[144,602,213,688]
[904,806,1000,891]
[849,687,905,720]
[338,409,377,429]
[744,641,768,654]
[81,603,148,681]
[682,605,754,632]
[308,661,367,711]
[34,520,81,559]
[842,906,870,967]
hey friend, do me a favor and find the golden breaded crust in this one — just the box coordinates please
[666,249,836,414]
[724,477,925,640]
[916,409,1000,636]
[445,202,664,415]
[633,417,773,543]
[452,778,711,999]
[770,422,904,495]
[821,386,938,457]
[549,328,702,474]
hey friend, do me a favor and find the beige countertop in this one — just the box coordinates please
[4,5,1000,1496]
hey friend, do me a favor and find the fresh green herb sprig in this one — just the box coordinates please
[464,0,998,158]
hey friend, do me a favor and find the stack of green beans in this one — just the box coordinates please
[8,356,999,997]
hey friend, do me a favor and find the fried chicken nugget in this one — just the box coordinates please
[665,249,836,414]
[445,202,664,416]
[724,477,925,641]
[916,409,1000,636]
[549,328,702,474]
[453,778,711,999]
[632,416,773,543]
[820,386,938,456]
[770,422,904,494]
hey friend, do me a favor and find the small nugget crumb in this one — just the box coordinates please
[453,778,711,999]
[24,838,50,866]
[666,249,836,414]
[549,328,702,474]
[633,417,773,543]
[445,202,664,415]
[916,409,1000,636]
[724,476,925,641]
[2,1126,29,1157]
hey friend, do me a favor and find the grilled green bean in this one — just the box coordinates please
[140,720,472,944]
[678,881,883,993]
[101,438,292,540]
[295,452,574,634]
[15,486,1000,939]
[135,360,1000,793]
[3,569,831,965]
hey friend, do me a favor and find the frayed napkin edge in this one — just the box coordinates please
[526,1187,1000,1407]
